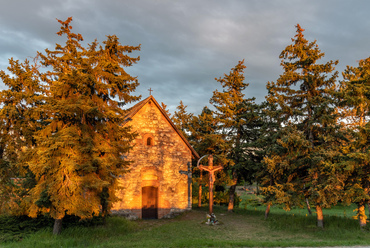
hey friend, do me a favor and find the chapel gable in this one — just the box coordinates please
[112,95,199,219]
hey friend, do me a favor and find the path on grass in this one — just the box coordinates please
[138,209,369,248]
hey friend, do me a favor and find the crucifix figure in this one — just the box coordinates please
[198,154,223,214]
[148,88,153,95]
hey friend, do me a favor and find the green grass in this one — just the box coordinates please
[1,195,370,247]
[239,191,367,218]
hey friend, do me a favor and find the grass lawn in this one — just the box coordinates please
[1,204,370,248]
[1,190,370,247]
[238,189,367,219]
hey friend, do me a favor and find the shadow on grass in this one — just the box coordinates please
[0,214,108,243]
[233,205,369,243]
[2,205,370,247]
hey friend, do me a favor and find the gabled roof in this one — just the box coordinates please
[124,95,200,159]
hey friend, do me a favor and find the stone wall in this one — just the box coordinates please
[112,99,192,219]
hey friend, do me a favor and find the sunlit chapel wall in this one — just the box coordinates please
[112,99,191,219]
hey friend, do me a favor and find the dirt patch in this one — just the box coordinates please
[177,209,312,242]
[178,209,208,221]
[135,210,202,230]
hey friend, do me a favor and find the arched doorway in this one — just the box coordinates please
[142,186,158,219]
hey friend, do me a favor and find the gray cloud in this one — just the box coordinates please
[1,0,370,114]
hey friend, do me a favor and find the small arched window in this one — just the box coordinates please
[147,137,154,146]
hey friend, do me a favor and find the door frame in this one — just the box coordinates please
[142,186,158,219]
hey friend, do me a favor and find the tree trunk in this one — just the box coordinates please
[228,170,238,212]
[305,198,312,215]
[228,184,236,212]
[358,203,367,228]
[316,205,324,228]
[265,202,271,219]
[198,171,202,207]
[53,218,63,235]
[100,187,109,217]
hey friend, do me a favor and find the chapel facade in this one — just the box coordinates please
[112,95,199,219]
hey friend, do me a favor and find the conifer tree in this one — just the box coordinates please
[189,106,224,156]
[172,100,193,139]
[189,106,227,207]
[340,57,370,227]
[22,17,140,234]
[238,99,265,186]
[257,100,289,218]
[0,58,43,214]
[262,24,342,228]
[161,102,171,117]
[210,60,256,211]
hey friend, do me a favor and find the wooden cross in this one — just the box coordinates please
[198,155,223,214]
[148,88,153,95]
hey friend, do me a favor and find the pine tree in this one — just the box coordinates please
[238,99,265,186]
[172,100,193,139]
[161,102,171,117]
[262,24,342,228]
[0,58,43,215]
[210,60,257,211]
[189,106,228,208]
[340,56,370,227]
[189,107,224,156]
[22,17,140,234]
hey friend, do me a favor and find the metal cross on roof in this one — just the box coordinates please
[148,88,153,95]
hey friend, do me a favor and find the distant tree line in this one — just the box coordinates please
[171,24,370,229]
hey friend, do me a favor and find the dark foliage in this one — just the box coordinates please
[0,214,104,242]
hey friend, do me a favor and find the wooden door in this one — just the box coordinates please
[142,186,158,219]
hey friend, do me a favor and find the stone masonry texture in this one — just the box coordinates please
[112,98,192,219]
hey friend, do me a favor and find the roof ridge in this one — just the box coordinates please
[123,95,200,159]
[124,95,153,122]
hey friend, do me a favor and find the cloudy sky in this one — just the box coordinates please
[1,0,369,114]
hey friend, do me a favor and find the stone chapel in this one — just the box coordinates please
[112,95,199,219]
